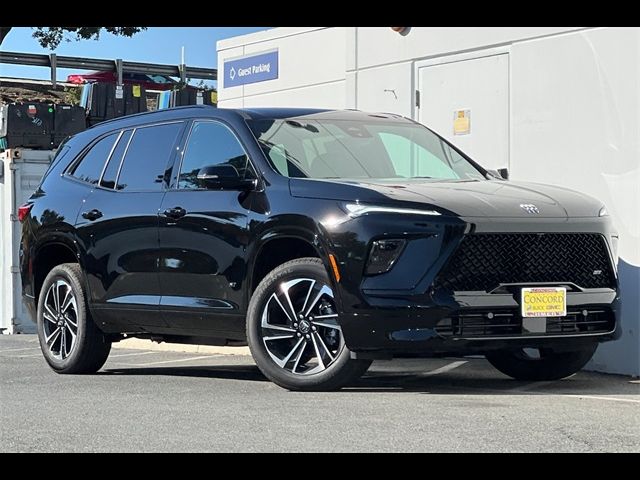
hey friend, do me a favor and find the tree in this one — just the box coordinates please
[0,27,146,49]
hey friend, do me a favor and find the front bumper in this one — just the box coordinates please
[323,213,620,356]
[339,289,619,356]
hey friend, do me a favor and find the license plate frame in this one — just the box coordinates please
[521,287,567,318]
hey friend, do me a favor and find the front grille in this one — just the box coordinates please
[434,233,615,292]
[435,308,615,338]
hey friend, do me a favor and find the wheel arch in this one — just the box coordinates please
[250,232,323,292]
[248,224,340,300]
[32,236,84,303]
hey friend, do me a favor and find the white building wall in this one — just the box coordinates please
[232,81,346,110]
[218,26,640,375]
[355,62,414,118]
[354,27,584,68]
[218,27,348,109]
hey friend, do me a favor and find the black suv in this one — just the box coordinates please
[20,106,620,390]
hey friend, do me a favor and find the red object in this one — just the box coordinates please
[66,71,179,91]
[18,203,33,222]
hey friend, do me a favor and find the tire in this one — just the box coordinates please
[36,263,111,374]
[247,257,371,391]
[485,343,598,381]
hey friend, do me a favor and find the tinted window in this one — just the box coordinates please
[266,143,288,175]
[100,130,132,189]
[117,122,183,191]
[178,121,249,190]
[70,133,118,185]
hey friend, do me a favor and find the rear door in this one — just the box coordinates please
[74,121,186,330]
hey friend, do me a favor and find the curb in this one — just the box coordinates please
[112,337,251,356]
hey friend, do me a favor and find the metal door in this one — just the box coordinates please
[417,53,509,171]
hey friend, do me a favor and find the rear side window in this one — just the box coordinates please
[70,133,118,185]
[100,130,133,189]
[117,122,183,191]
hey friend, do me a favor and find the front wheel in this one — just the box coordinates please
[246,258,371,391]
[485,343,598,381]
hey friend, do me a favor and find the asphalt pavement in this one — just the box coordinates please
[1,334,638,452]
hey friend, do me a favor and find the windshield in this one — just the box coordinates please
[247,117,486,181]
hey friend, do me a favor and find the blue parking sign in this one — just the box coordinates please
[224,50,279,88]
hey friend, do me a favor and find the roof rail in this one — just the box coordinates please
[87,105,213,129]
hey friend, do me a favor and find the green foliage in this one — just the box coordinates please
[30,27,147,49]
[62,85,82,105]
[194,79,213,91]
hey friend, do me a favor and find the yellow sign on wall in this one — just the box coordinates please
[453,109,471,135]
[132,85,141,98]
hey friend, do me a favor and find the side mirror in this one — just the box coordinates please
[197,164,257,191]
[487,168,509,180]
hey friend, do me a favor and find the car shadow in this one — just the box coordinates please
[102,360,638,396]
[103,364,268,382]
[352,366,638,396]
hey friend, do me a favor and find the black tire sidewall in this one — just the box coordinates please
[37,264,91,372]
[247,258,366,390]
[486,343,598,381]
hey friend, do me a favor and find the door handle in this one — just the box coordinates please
[163,206,187,219]
[82,209,103,221]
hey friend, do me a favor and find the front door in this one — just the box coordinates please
[158,120,254,336]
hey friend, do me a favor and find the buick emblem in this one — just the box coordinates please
[298,320,311,334]
[520,204,540,214]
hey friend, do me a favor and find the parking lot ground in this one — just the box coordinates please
[1,334,638,452]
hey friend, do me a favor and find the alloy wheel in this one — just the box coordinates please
[42,279,79,360]
[261,278,344,375]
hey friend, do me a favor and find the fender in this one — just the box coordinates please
[246,215,342,310]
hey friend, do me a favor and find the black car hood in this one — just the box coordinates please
[289,178,603,218]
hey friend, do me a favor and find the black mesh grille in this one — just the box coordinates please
[434,233,615,292]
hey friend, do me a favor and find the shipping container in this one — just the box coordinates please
[0,148,53,334]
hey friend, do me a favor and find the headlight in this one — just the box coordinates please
[365,239,407,275]
[599,205,609,217]
[345,203,441,217]
[322,203,442,228]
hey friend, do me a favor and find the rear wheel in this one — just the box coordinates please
[485,343,598,381]
[37,263,111,374]
[247,258,371,391]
